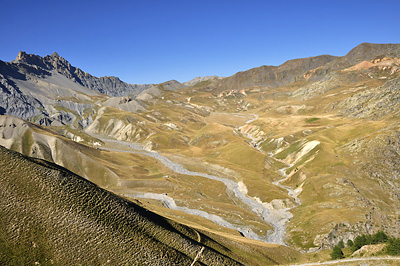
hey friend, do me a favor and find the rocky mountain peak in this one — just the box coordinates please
[16,51,28,61]
[51,52,60,58]
[14,51,50,71]
[159,80,187,91]
[15,51,38,63]
[15,51,69,70]
[43,52,72,73]
[345,43,400,63]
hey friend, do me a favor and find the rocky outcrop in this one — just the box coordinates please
[79,75,150,97]
[315,222,374,250]
[0,73,45,120]
[0,66,98,127]
[339,76,400,119]
[102,96,146,113]
[291,71,361,100]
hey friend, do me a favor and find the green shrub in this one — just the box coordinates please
[344,231,400,256]
[347,239,354,247]
[387,238,400,255]
[331,245,344,260]
[306,117,320,123]
[352,235,367,252]
[372,231,388,244]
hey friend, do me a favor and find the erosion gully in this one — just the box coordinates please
[93,113,300,245]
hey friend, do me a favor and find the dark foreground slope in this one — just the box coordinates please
[0,145,247,265]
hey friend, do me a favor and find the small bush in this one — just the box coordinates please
[372,231,388,244]
[347,239,354,247]
[331,245,344,260]
[338,240,345,249]
[348,231,398,256]
[306,117,320,123]
[352,235,367,252]
[387,238,400,255]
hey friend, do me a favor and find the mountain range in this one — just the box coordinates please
[1,43,400,265]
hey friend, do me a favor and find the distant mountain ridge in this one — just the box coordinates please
[206,43,400,93]
[213,55,337,92]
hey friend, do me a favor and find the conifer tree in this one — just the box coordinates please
[331,245,344,260]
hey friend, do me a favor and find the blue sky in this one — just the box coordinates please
[1,0,399,84]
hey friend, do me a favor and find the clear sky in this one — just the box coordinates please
[1,0,399,84]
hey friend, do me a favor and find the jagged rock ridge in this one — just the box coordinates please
[15,51,151,97]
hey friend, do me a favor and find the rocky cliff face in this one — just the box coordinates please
[0,73,45,120]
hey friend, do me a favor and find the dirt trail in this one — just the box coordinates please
[190,246,205,266]
[285,256,400,266]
